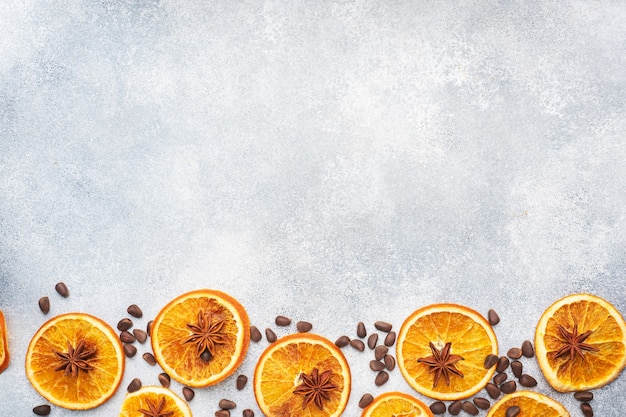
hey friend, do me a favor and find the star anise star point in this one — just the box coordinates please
[184,310,227,360]
[53,339,97,377]
[293,367,338,411]
[138,397,174,417]
[417,342,464,388]
[554,324,599,361]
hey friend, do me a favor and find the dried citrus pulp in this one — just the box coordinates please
[151,289,250,387]
[361,391,434,417]
[535,293,626,392]
[25,312,124,409]
[0,310,9,373]
[396,304,498,400]
[486,391,569,417]
[253,333,351,417]
[119,386,192,417]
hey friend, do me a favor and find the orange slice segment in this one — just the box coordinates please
[119,386,192,417]
[361,391,434,417]
[253,333,351,417]
[25,312,125,410]
[0,310,9,373]
[535,293,626,391]
[151,289,250,387]
[396,304,498,400]
[486,391,569,417]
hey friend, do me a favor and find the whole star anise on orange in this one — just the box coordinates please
[293,367,338,410]
[138,397,174,417]
[417,342,464,388]
[184,310,227,360]
[554,324,599,361]
[53,339,97,377]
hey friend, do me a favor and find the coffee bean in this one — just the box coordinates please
[123,343,137,358]
[335,335,350,347]
[127,304,143,318]
[219,399,236,410]
[250,326,262,342]
[370,360,385,371]
[505,405,520,417]
[215,410,230,417]
[374,321,392,332]
[146,320,154,336]
[357,322,367,338]
[521,340,534,358]
[200,349,213,362]
[519,374,537,387]
[384,354,396,371]
[38,297,50,314]
[430,401,446,414]
[581,403,594,417]
[236,374,248,390]
[350,339,365,351]
[500,380,516,394]
[117,318,133,331]
[158,373,170,388]
[367,333,378,349]
[127,378,142,392]
[487,309,500,325]
[473,397,490,410]
[54,282,69,298]
[486,382,501,399]
[483,354,498,369]
[296,321,312,332]
[384,331,396,346]
[120,330,136,343]
[32,405,51,416]
[374,370,389,386]
[507,347,522,359]
[448,400,463,415]
[493,372,507,386]
[275,315,291,326]
[242,409,254,417]
[265,328,277,343]
[133,329,148,344]
[182,386,195,401]
[462,401,479,416]
[374,345,388,361]
[359,393,374,408]
[511,360,523,378]
[574,391,593,402]
[496,356,510,373]
[142,352,156,366]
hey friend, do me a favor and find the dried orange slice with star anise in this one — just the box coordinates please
[396,304,498,400]
[535,293,626,391]
[119,386,192,417]
[0,310,9,374]
[361,391,434,417]
[151,289,250,387]
[253,333,351,417]
[25,312,125,409]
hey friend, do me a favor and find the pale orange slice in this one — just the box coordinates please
[151,289,250,387]
[0,310,9,373]
[361,391,434,417]
[25,312,125,409]
[397,304,498,400]
[119,386,192,417]
[535,293,626,391]
[254,333,351,417]
[486,391,569,417]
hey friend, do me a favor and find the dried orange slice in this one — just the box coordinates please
[119,386,192,417]
[25,312,125,410]
[361,391,434,417]
[253,333,351,417]
[396,304,498,400]
[486,391,569,416]
[151,289,250,387]
[0,310,9,373]
[535,293,626,392]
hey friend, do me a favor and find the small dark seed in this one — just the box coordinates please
[236,374,248,390]
[496,356,510,373]
[123,343,137,358]
[367,333,378,349]
[117,318,133,331]
[350,339,365,351]
[384,331,396,346]
[484,354,498,369]
[275,315,291,326]
[54,282,69,298]
[127,377,142,392]
[133,329,148,344]
[511,360,523,378]
[486,382,501,399]
[374,345,388,361]
[200,349,213,362]
[384,354,396,371]
[374,321,392,332]
[430,401,446,414]
[462,401,479,416]
[581,403,594,417]
[519,374,537,387]
[574,391,594,402]
[473,397,490,410]
[250,326,262,342]
[296,321,312,332]
[521,340,534,358]
[505,405,520,417]
[38,297,50,314]
[487,309,500,325]
[357,322,367,338]
[370,360,385,371]
[335,335,350,347]
[127,304,143,318]
[146,320,154,336]
[493,372,507,386]
[182,386,195,401]
[120,330,136,343]
[242,409,254,417]
[219,399,236,410]
[32,405,51,416]
[358,393,374,408]
[507,347,522,359]
[215,410,230,417]
[265,328,277,343]
[374,370,389,386]
[448,400,463,415]
[142,352,156,366]
[158,373,170,388]
[500,380,517,394]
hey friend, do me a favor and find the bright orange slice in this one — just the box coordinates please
[25,312,125,410]
[253,333,351,417]
[361,392,434,417]
[119,386,192,417]
[0,310,9,373]
[396,304,498,400]
[151,289,250,387]
[535,293,626,392]
[486,391,569,416]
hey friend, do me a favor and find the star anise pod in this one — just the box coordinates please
[184,310,227,359]
[417,342,464,388]
[554,324,599,361]
[138,397,174,417]
[293,367,338,410]
[53,339,97,377]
